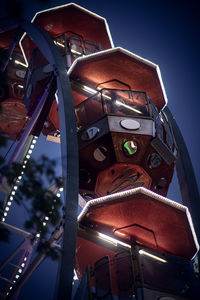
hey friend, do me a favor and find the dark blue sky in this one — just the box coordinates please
[0,0,200,299]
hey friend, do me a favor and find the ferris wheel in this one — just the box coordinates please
[0,3,199,300]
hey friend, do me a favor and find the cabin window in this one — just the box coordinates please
[100,89,149,117]
[75,88,150,130]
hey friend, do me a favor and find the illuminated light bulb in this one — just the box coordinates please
[18,84,24,89]
[36,233,40,238]
[22,165,26,169]
[23,160,27,164]
[11,191,16,195]
[21,171,24,175]
[43,222,46,226]
[21,263,25,268]
[139,249,167,263]
[13,280,16,283]
[32,140,37,144]
[10,196,13,200]
[9,286,13,290]
[26,154,30,159]
[15,275,20,279]
[18,176,22,180]
[28,149,32,154]
[5,207,9,211]
[13,185,18,190]
[56,193,61,197]
[30,144,34,149]
[24,257,27,261]
[18,269,22,273]
[4,212,7,216]
[45,216,49,221]
[59,187,64,192]
[7,201,12,206]
[2,217,5,222]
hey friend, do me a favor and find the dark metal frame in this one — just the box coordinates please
[1,19,78,299]
[164,106,200,271]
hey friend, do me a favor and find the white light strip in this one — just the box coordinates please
[71,48,82,56]
[55,93,59,104]
[1,136,38,222]
[101,93,112,100]
[79,187,189,222]
[82,85,112,100]
[139,249,167,263]
[73,270,78,280]
[77,188,199,259]
[14,60,28,68]
[54,41,65,48]
[82,85,97,95]
[116,100,142,114]
[98,232,131,248]
[156,66,168,106]
[68,47,157,76]
[29,2,114,49]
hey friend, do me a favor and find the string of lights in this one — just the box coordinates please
[1,136,38,223]
[2,184,64,297]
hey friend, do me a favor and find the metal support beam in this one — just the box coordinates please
[0,26,23,72]
[6,226,63,299]
[8,76,54,166]
[164,106,200,270]
[8,20,78,299]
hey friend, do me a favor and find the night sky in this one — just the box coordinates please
[0,0,200,299]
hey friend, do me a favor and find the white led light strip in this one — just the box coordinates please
[139,249,167,263]
[1,137,38,223]
[5,255,29,297]
[34,186,63,239]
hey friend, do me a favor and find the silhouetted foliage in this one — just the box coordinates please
[0,0,60,261]
[0,151,63,259]
[37,240,60,260]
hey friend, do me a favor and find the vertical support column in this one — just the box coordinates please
[0,26,23,72]
[8,77,54,166]
[164,106,200,272]
[19,21,79,299]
